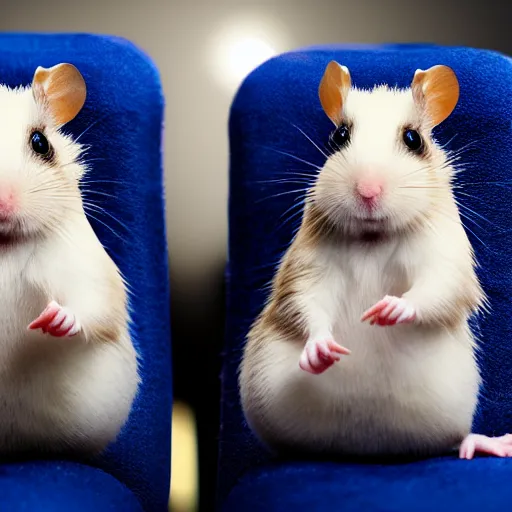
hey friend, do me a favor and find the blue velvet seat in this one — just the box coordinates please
[219,44,512,510]
[0,34,171,511]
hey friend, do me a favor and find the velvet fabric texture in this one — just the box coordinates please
[223,458,512,511]
[219,44,512,509]
[0,34,171,511]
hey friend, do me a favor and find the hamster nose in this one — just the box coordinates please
[356,179,382,205]
[0,188,17,220]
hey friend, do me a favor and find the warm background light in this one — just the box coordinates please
[209,15,288,92]
[170,401,198,512]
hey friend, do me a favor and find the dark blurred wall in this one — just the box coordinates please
[0,1,509,510]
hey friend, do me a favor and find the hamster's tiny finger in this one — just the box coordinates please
[388,303,406,321]
[307,343,321,368]
[27,306,60,330]
[48,309,66,329]
[328,341,351,355]
[361,301,387,321]
[380,297,400,319]
[316,340,331,358]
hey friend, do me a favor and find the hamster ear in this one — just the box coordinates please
[319,61,351,125]
[411,65,459,127]
[32,63,86,126]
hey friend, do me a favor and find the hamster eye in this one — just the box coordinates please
[331,124,350,148]
[403,129,423,153]
[30,131,51,156]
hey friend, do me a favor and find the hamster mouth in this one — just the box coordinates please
[353,215,391,236]
[0,219,30,246]
[0,232,24,247]
[358,215,388,225]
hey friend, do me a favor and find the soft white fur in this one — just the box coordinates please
[0,85,139,454]
[239,85,481,456]
[241,232,479,455]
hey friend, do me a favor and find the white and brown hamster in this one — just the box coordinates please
[239,61,512,460]
[0,63,139,456]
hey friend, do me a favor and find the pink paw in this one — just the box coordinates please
[360,295,416,326]
[299,338,350,375]
[459,433,512,460]
[28,301,81,337]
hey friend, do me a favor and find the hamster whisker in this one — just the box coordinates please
[433,206,490,251]
[444,138,484,159]
[82,209,128,243]
[84,204,131,233]
[278,197,308,223]
[251,170,319,184]
[291,123,330,160]
[32,209,77,248]
[255,145,322,171]
[285,169,320,177]
[60,157,106,170]
[255,187,311,204]
[456,210,486,232]
[73,116,107,144]
[401,164,435,180]
[79,189,119,201]
[398,185,443,189]
[79,179,125,186]
[74,143,93,152]
[454,191,504,212]
[251,178,315,186]
[436,133,459,151]
[82,202,131,232]
[454,200,496,227]
[454,181,512,187]
[274,207,306,235]
[28,184,75,195]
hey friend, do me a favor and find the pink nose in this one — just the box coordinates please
[356,180,382,206]
[356,180,382,199]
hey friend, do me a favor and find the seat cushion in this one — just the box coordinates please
[0,460,142,511]
[0,33,171,511]
[219,42,512,504]
[223,457,512,511]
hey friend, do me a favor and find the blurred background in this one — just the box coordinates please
[0,1,509,510]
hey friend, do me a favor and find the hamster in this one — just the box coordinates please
[0,63,139,457]
[239,61,512,460]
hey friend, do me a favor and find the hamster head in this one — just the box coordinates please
[0,63,87,241]
[311,61,459,237]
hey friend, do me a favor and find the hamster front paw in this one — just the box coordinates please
[28,300,81,337]
[299,337,350,375]
[360,295,416,326]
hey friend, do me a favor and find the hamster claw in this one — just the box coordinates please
[361,295,416,326]
[459,433,512,460]
[299,337,350,375]
[28,301,81,337]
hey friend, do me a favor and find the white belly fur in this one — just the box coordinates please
[0,237,139,455]
[240,243,481,456]
[242,323,479,456]
[0,286,139,454]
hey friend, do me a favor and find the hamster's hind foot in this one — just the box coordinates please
[459,433,512,459]
[28,301,81,337]
[299,337,350,375]
[361,295,416,326]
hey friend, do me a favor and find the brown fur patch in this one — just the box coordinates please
[84,270,128,344]
[247,213,329,349]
